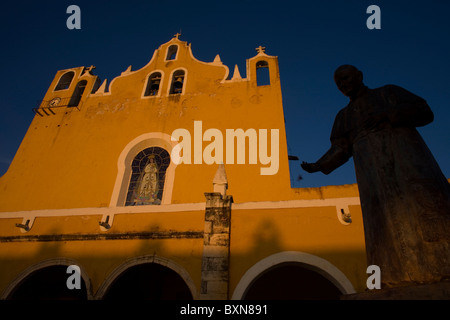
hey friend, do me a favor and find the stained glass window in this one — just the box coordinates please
[125,147,170,206]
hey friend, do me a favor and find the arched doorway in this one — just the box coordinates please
[243,263,342,300]
[7,265,88,300]
[102,263,193,300]
[232,251,356,300]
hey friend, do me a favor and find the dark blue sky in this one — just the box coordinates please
[0,0,449,188]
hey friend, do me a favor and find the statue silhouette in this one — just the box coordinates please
[302,65,450,288]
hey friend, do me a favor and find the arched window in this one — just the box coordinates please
[68,80,87,107]
[55,71,75,91]
[169,70,185,94]
[256,61,270,86]
[125,147,170,206]
[144,72,162,96]
[166,45,178,60]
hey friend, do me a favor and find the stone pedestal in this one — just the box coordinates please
[341,281,450,300]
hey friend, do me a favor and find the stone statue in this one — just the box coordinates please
[301,65,450,288]
[135,155,159,205]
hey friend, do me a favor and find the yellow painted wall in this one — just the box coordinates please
[230,205,367,293]
[0,37,368,299]
[0,37,291,212]
[0,201,367,297]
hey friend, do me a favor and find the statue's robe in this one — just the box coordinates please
[317,85,450,287]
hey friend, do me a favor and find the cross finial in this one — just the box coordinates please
[85,65,96,74]
[174,32,181,39]
[256,46,266,54]
[82,66,95,74]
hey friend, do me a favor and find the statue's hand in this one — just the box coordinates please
[301,161,321,173]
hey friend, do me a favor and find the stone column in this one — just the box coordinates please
[200,164,233,300]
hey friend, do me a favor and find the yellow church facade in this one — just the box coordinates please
[0,36,367,300]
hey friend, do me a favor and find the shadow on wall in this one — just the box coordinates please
[0,221,364,300]
[233,219,359,300]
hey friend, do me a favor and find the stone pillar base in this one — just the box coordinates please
[201,192,232,300]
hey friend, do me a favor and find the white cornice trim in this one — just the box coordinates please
[0,197,360,219]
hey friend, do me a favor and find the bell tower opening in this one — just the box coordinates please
[166,45,178,61]
[169,70,185,94]
[68,80,87,107]
[55,71,75,91]
[256,60,270,86]
[144,72,162,96]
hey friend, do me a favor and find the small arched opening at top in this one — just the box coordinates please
[166,45,178,61]
[256,60,270,86]
[144,72,162,96]
[55,71,75,91]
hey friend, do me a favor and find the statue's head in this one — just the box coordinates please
[334,65,364,98]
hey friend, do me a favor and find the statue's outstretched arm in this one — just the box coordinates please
[302,144,351,175]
